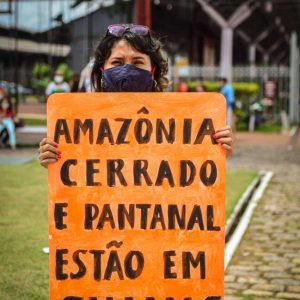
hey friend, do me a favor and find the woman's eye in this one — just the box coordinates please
[134,61,144,65]
[111,60,122,66]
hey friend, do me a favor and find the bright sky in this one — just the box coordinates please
[0,0,115,32]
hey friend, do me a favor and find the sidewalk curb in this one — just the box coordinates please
[288,125,300,150]
[16,126,47,134]
[225,171,273,270]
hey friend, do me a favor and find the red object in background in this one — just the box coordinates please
[176,81,188,92]
[135,0,151,27]
[0,107,13,118]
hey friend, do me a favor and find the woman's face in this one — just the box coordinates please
[103,40,152,72]
[1,98,9,110]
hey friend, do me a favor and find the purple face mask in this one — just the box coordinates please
[102,64,153,92]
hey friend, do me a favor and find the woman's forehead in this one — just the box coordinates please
[109,40,148,59]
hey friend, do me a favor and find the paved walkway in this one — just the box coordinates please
[225,132,300,299]
[15,130,45,146]
[18,102,46,115]
[0,147,37,164]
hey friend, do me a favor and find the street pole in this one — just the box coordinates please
[14,0,19,111]
[289,32,300,125]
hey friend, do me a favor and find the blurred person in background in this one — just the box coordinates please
[220,77,235,127]
[0,90,16,150]
[176,78,188,92]
[46,70,70,97]
[196,76,205,92]
[69,73,80,92]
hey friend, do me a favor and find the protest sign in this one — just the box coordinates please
[47,92,226,300]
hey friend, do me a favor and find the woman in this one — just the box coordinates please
[0,91,16,150]
[45,70,70,97]
[38,24,233,166]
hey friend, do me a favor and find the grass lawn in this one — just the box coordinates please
[226,170,258,219]
[21,118,47,126]
[0,162,257,299]
[236,121,288,133]
[0,162,48,300]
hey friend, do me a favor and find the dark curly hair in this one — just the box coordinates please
[91,28,169,92]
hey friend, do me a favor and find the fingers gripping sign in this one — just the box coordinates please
[38,138,61,168]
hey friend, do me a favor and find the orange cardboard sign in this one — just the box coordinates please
[47,92,226,300]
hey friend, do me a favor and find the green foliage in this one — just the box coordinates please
[22,118,47,126]
[33,62,73,83]
[56,63,73,82]
[186,81,198,92]
[32,63,51,96]
[255,122,282,133]
[31,78,50,93]
[33,63,50,79]
[31,63,73,98]
[202,81,222,92]
[186,81,260,98]
[0,161,48,300]
[232,82,259,98]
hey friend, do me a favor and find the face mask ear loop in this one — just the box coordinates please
[99,67,104,91]
[151,66,157,91]
[151,66,156,76]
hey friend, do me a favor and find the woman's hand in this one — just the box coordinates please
[38,138,60,168]
[213,126,233,156]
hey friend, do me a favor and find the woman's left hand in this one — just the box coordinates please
[213,125,233,156]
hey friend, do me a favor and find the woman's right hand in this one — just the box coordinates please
[38,138,61,168]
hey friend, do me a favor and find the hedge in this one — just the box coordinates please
[186,81,260,98]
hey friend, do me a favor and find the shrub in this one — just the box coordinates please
[32,63,51,96]
[186,81,259,97]
[33,63,50,79]
[56,63,73,82]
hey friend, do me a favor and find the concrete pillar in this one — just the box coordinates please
[289,32,300,124]
[203,37,215,66]
[249,43,256,78]
[220,27,233,81]
[249,44,256,63]
[263,54,269,64]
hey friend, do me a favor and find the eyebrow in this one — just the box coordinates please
[132,56,146,60]
[110,56,123,60]
[110,55,146,60]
